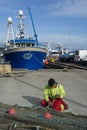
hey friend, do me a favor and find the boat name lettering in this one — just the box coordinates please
[23,53,32,60]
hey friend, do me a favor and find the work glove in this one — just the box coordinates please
[47,102,52,108]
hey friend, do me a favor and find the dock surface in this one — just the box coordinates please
[0,69,87,116]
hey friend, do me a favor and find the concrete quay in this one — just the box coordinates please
[0,68,87,116]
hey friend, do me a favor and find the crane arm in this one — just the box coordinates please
[28,7,38,46]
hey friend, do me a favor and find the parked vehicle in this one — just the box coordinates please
[74,50,87,63]
[59,51,74,62]
[80,55,87,65]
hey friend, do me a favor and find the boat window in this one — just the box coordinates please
[27,44,30,47]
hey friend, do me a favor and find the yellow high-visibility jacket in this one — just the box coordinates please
[44,84,65,102]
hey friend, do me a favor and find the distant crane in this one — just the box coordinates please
[28,7,38,46]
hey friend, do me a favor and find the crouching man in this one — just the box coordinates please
[41,78,68,111]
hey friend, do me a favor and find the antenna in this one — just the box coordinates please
[28,7,38,46]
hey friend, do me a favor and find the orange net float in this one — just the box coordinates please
[8,108,16,115]
[44,112,52,119]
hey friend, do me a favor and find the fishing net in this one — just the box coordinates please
[0,103,87,130]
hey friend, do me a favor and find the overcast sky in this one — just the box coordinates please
[0,0,87,50]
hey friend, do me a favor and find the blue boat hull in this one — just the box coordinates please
[4,47,47,70]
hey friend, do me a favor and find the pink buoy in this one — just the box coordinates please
[8,108,16,115]
[44,112,52,119]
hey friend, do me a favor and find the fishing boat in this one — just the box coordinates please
[3,8,47,70]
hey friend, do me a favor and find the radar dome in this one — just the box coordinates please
[19,10,23,16]
[8,17,12,24]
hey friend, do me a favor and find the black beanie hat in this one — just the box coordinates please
[48,78,56,87]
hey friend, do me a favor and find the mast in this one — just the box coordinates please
[16,10,26,39]
[28,7,38,46]
[6,17,15,46]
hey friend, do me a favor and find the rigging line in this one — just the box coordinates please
[31,52,45,66]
